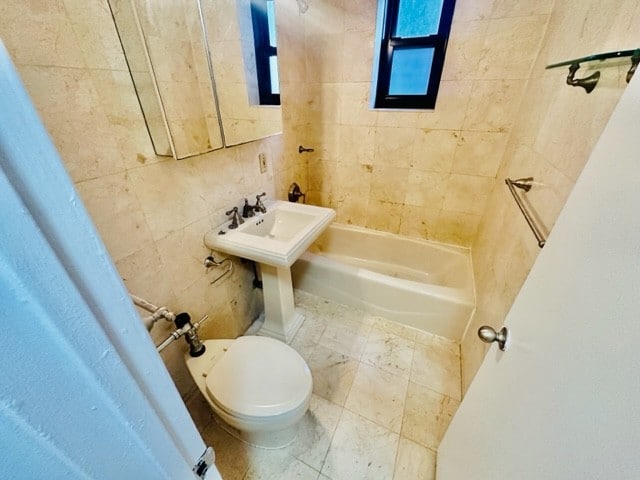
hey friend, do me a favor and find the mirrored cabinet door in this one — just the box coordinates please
[108,0,282,158]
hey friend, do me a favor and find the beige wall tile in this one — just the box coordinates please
[416,80,473,130]
[343,0,377,32]
[76,172,155,262]
[338,125,375,164]
[452,131,508,177]
[370,165,409,204]
[305,34,344,83]
[433,210,481,247]
[452,0,495,22]
[490,0,555,18]
[463,79,526,132]
[462,0,640,393]
[411,129,458,173]
[1,1,85,68]
[404,170,448,209]
[63,0,128,71]
[443,174,494,215]
[477,15,550,80]
[399,205,440,240]
[304,0,345,36]
[374,127,415,168]
[338,82,377,126]
[341,30,374,83]
[116,245,177,311]
[366,200,403,233]
[335,193,370,227]
[308,82,342,125]
[442,20,489,81]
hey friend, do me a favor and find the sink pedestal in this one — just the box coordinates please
[258,264,304,343]
[203,200,335,344]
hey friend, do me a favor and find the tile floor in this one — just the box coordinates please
[185,291,461,480]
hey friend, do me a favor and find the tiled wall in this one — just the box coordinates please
[281,0,640,394]
[461,0,640,392]
[0,0,290,397]
[289,0,551,246]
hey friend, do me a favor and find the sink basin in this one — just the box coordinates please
[204,200,335,343]
[205,200,335,268]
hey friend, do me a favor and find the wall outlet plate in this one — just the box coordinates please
[258,153,267,173]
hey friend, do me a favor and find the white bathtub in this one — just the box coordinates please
[291,224,475,341]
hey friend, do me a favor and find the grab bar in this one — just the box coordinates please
[505,177,546,248]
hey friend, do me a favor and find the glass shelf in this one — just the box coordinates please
[545,48,640,93]
[546,48,640,70]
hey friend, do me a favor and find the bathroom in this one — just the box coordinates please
[1,0,639,478]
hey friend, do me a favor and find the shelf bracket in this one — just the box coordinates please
[566,63,600,94]
[547,48,640,94]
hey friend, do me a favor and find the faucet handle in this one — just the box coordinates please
[225,206,244,229]
[253,192,267,213]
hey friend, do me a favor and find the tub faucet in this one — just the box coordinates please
[253,192,267,213]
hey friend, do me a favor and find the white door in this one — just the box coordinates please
[0,42,221,479]
[437,70,640,477]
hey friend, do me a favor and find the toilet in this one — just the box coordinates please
[185,335,312,449]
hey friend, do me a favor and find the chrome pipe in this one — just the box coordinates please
[131,293,176,330]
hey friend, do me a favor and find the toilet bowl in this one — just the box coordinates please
[185,336,312,449]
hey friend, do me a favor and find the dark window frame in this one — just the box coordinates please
[374,0,456,110]
[250,0,280,106]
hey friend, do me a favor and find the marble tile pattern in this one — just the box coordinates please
[186,291,461,479]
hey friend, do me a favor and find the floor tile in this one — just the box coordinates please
[307,344,359,406]
[318,321,370,360]
[415,330,460,355]
[411,340,462,400]
[371,316,419,342]
[244,454,320,480]
[362,329,415,378]
[201,420,249,480]
[402,382,459,450]
[393,437,436,480]
[288,394,343,471]
[190,293,463,480]
[345,363,408,433]
[322,410,399,480]
[291,309,328,359]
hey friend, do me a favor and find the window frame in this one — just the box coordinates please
[373,0,456,110]
[250,0,280,106]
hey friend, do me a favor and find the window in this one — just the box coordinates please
[372,0,456,109]
[250,0,280,105]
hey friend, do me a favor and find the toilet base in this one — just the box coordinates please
[211,411,298,450]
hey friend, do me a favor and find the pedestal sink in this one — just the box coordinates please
[204,200,335,343]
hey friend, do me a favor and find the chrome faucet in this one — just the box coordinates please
[242,198,255,218]
[225,206,244,229]
[253,192,267,213]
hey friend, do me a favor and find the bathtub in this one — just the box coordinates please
[291,224,475,341]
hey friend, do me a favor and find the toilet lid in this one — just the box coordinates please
[205,336,312,418]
